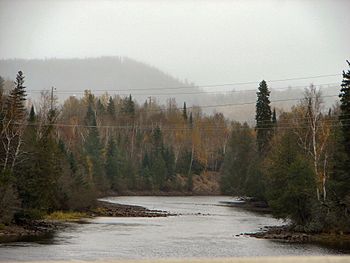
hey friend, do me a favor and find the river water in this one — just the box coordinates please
[0,196,348,261]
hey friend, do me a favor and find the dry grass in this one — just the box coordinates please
[44,211,87,221]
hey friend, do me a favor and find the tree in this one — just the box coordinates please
[183,102,188,121]
[163,146,175,180]
[255,80,272,155]
[328,61,350,222]
[339,60,350,159]
[293,86,331,201]
[220,122,255,195]
[265,129,316,226]
[272,108,277,125]
[107,96,116,119]
[0,75,4,106]
[122,95,135,117]
[105,137,119,190]
[1,71,27,173]
[189,112,193,128]
[84,102,107,191]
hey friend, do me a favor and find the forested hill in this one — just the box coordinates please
[0,56,192,100]
[0,57,340,121]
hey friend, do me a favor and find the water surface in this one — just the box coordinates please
[0,196,347,261]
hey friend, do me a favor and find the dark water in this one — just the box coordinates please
[0,196,348,261]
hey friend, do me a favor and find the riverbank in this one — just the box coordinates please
[0,200,170,243]
[223,198,350,249]
[245,225,350,248]
[220,197,271,213]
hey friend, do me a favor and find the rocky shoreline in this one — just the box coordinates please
[225,198,350,250]
[0,200,171,243]
[88,200,172,217]
[244,225,350,248]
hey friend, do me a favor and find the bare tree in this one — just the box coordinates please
[293,85,331,201]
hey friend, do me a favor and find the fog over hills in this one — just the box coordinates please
[0,57,340,122]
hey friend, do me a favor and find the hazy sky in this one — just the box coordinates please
[0,0,349,88]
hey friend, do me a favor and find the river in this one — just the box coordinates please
[0,196,348,261]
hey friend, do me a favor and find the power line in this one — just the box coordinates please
[26,82,341,96]
[138,94,340,112]
[27,73,341,93]
[6,116,350,131]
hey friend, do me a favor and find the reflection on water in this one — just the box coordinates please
[0,196,348,261]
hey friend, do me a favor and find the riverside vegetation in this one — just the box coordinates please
[0,60,350,242]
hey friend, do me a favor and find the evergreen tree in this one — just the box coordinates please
[107,96,116,119]
[163,146,175,180]
[272,108,277,125]
[0,76,4,92]
[329,60,350,220]
[122,95,135,117]
[256,80,272,155]
[183,102,188,120]
[150,153,167,190]
[152,126,163,152]
[6,71,27,120]
[339,60,350,158]
[220,123,255,195]
[0,76,4,104]
[96,99,105,116]
[189,112,193,128]
[141,152,152,190]
[105,137,119,190]
[84,103,106,191]
[265,130,315,225]
[29,105,35,122]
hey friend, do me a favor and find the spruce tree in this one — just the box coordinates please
[272,108,277,125]
[189,112,193,128]
[105,137,119,189]
[339,60,350,157]
[183,102,188,120]
[6,71,27,121]
[96,99,105,116]
[84,103,106,190]
[256,80,272,155]
[107,96,116,119]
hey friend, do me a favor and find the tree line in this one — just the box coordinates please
[0,61,349,234]
[0,72,228,224]
[221,61,350,233]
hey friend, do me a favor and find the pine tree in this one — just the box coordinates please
[256,80,272,155]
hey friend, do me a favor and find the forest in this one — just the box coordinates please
[0,61,349,234]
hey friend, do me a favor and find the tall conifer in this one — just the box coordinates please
[256,80,272,155]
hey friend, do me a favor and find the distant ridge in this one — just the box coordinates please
[0,56,191,99]
[0,57,340,121]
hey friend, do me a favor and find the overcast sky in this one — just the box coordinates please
[0,0,349,89]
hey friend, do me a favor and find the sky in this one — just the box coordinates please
[0,0,349,89]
